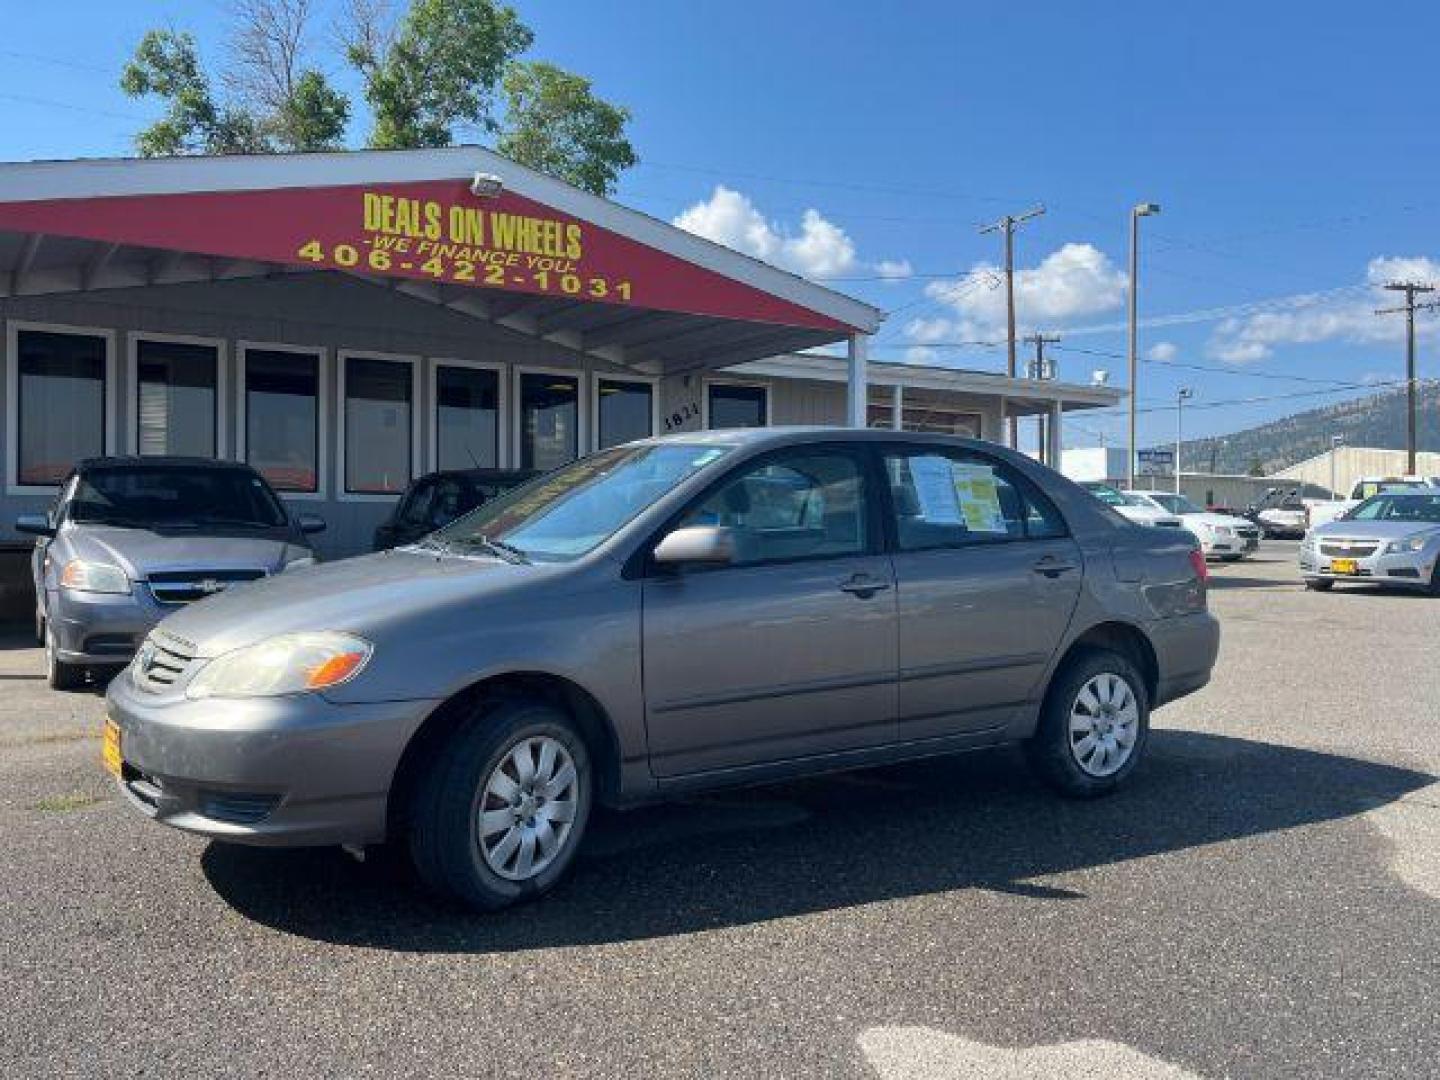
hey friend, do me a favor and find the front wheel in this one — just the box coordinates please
[408,698,593,910]
[1026,648,1149,798]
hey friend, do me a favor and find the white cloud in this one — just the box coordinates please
[917,243,1126,344]
[676,185,906,281]
[1205,254,1440,364]
[874,258,914,282]
[1147,341,1178,362]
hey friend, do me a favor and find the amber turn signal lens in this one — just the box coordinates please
[305,651,368,690]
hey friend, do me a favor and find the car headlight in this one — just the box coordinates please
[1384,532,1433,555]
[185,632,372,700]
[59,559,130,595]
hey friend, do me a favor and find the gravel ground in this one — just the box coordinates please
[2,541,1437,1079]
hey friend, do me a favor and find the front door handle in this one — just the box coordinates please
[839,573,891,598]
[1032,556,1078,579]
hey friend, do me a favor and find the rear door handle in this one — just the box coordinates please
[1032,556,1078,578]
[839,573,891,598]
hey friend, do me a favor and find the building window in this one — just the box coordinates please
[245,349,319,493]
[344,355,413,495]
[136,339,218,457]
[596,378,654,449]
[708,383,768,429]
[16,329,107,486]
[519,372,579,471]
[436,364,499,470]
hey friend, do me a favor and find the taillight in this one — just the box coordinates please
[1188,548,1208,582]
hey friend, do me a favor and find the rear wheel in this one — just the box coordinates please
[1305,578,1334,592]
[408,697,593,910]
[1026,647,1149,798]
[44,627,85,691]
[1427,564,1440,598]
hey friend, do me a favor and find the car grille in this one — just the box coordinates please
[1320,541,1379,558]
[133,632,199,693]
[147,569,267,605]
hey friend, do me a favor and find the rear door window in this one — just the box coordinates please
[883,449,1067,550]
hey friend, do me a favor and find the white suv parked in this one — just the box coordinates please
[1127,491,1260,560]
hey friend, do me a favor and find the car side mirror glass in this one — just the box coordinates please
[296,513,327,535]
[653,525,734,567]
[15,514,55,538]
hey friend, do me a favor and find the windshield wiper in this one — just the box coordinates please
[189,516,275,529]
[445,534,531,565]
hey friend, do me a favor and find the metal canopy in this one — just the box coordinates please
[0,147,881,377]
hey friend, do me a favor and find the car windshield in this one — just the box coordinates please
[1356,480,1423,499]
[427,443,732,562]
[1150,492,1200,514]
[1084,483,1136,507]
[1346,492,1440,523]
[69,466,288,528]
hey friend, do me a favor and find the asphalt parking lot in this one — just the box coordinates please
[2,540,1437,1079]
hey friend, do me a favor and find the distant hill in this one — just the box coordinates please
[1168,383,1440,476]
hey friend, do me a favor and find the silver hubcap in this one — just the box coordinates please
[1069,672,1140,777]
[477,735,579,882]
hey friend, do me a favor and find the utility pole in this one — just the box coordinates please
[1025,331,1060,462]
[1376,282,1435,474]
[1329,433,1345,498]
[979,205,1045,449]
[1175,387,1194,495]
[1126,201,1162,489]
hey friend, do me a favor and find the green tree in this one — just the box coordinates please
[1247,458,1266,477]
[120,30,270,156]
[497,61,638,196]
[345,0,533,149]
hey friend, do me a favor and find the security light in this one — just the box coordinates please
[470,172,504,198]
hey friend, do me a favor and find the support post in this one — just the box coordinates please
[1048,400,1063,468]
[891,382,904,431]
[847,333,869,428]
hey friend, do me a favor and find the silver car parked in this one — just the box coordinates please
[18,457,325,689]
[105,430,1218,910]
[1299,488,1440,594]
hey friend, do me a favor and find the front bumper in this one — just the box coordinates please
[1299,545,1437,589]
[1199,532,1260,558]
[46,586,168,665]
[105,668,440,847]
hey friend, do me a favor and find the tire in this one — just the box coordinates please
[1427,564,1440,598]
[45,627,85,691]
[1025,647,1150,799]
[1304,578,1334,592]
[408,697,593,911]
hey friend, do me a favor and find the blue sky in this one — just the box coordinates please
[4,0,1438,451]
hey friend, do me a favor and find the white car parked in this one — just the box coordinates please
[1080,482,1189,531]
[1128,491,1260,560]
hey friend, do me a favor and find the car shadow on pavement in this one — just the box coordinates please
[201,729,1432,952]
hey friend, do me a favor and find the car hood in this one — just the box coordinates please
[1310,520,1440,542]
[66,525,300,580]
[1115,506,1181,526]
[1182,512,1253,529]
[151,549,545,657]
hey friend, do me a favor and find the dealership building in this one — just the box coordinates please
[0,146,1120,580]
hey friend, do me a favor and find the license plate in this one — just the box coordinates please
[102,718,123,778]
[1331,557,1358,575]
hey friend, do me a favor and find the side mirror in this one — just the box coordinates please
[296,513,327,535]
[15,514,55,539]
[653,525,735,567]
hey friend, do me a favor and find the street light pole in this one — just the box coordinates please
[1329,433,1345,497]
[1175,386,1194,495]
[1127,201,1161,489]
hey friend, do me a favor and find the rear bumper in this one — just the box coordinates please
[105,671,440,847]
[1149,611,1220,707]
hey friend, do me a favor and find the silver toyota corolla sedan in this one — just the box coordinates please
[105,429,1219,910]
[1299,488,1440,594]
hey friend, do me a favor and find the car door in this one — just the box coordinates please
[881,446,1083,741]
[641,444,898,778]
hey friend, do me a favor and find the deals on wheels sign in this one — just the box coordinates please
[0,178,854,332]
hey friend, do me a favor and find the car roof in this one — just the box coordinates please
[636,426,998,451]
[77,455,254,471]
